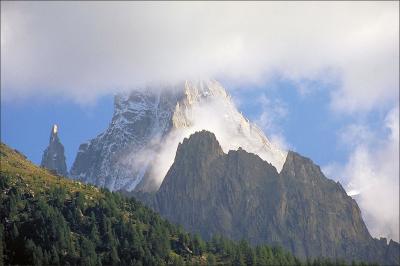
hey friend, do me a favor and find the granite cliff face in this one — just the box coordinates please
[137,130,399,264]
[70,89,180,190]
[70,80,286,192]
[40,124,67,176]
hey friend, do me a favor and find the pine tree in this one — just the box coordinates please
[51,246,60,265]
[110,246,120,266]
[89,222,100,245]
[8,192,18,219]
[32,245,44,266]
[81,237,97,266]
[193,233,206,255]
[0,224,3,266]
[11,223,19,239]
[207,253,217,266]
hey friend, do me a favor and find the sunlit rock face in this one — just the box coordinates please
[41,124,68,176]
[70,80,287,192]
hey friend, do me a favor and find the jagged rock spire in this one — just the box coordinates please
[41,124,67,176]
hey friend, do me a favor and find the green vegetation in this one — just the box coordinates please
[0,143,378,265]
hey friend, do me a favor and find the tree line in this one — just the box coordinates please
[0,173,378,266]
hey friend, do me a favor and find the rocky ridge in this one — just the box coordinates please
[135,130,399,265]
[70,80,287,192]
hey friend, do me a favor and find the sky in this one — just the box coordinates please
[1,2,399,242]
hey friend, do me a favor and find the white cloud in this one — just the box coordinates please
[324,106,399,241]
[338,124,375,150]
[1,2,398,111]
[255,94,290,150]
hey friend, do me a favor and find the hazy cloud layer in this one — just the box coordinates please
[1,2,398,111]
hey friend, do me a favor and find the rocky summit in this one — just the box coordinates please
[135,130,399,265]
[70,80,286,192]
[40,124,68,176]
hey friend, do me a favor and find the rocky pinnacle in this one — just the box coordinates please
[41,124,68,176]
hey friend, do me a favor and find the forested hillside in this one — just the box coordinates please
[0,143,376,266]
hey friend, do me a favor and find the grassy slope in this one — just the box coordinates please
[0,143,102,202]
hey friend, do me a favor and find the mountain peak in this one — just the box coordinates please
[49,124,60,142]
[176,130,224,162]
[182,79,229,104]
[41,124,67,176]
[71,80,287,192]
[52,124,58,134]
[180,130,220,147]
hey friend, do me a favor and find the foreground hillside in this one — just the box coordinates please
[0,142,382,265]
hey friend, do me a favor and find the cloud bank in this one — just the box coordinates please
[324,106,399,241]
[1,2,398,111]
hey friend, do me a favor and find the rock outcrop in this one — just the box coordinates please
[41,124,67,176]
[136,130,399,265]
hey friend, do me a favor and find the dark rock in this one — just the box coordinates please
[41,124,67,176]
[138,130,399,265]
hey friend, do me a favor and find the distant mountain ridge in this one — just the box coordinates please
[133,130,399,265]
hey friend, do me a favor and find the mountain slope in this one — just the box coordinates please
[136,131,399,265]
[70,80,287,192]
[0,142,310,266]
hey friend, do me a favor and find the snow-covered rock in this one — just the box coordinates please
[70,80,287,191]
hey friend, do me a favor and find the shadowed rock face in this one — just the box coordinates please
[41,124,67,176]
[136,130,399,265]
